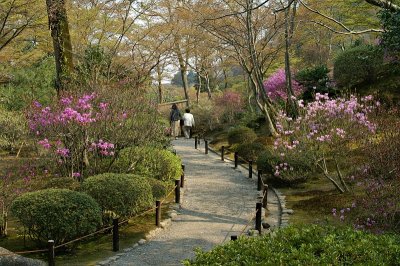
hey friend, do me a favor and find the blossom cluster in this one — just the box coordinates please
[89,139,115,156]
[263,69,304,101]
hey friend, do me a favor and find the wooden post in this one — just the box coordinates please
[175,180,181,204]
[256,202,262,234]
[112,218,119,252]
[221,146,225,161]
[180,164,185,188]
[263,185,268,209]
[257,170,263,191]
[234,152,238,168]
[195,137,198,149]
[156,200,161,227]
[231,235,238,241]
[48,240,55,266]
[249,160,253,178]
[205,140,208,154]
[172,149,176,155]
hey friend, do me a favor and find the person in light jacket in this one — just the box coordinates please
[170,104,181,139]
[182,108,195,139]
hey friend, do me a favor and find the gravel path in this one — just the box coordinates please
[104,139,281,266]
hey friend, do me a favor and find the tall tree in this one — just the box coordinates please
[45,0,73,93]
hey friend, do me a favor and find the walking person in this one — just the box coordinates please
[182,108,195,139]
[170,104,181,139]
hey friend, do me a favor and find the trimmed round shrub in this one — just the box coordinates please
[334,45,383,88]
[10,189,102,245]
[81,173,153,219]
[256,149,312,185]
[184,225,400,265]
[235,142,266,162]
[112,146,182,181]
[148,178,168,200]
[227,126,257,145]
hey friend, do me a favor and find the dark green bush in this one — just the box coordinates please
[257,149,313,185]
[296,65,337,100]
[112,146,182,181]
[235,142,266,162]
[148,178,169,200]
[334,45,383,88]
[227,126,257,145]
[184,225,400,265]
[81,173,153,219]
[10,189,102,245]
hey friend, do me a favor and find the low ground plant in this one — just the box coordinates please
[227,126,257,146]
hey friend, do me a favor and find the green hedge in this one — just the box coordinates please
[227,126,257,145]
[113,146,182,181]
[0,109,27,153]
[184,225,400,265]
[81,173,153,219]
[147,178,171,200]
[235,142,266,162]
[10,189,102,245]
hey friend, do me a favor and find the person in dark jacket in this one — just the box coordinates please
[170,103,181,139]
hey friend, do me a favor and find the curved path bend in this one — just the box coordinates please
[104,139,281,266]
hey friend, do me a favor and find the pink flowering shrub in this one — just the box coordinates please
[271,93,378,192]
[263,69,304,101]
[28,88,167,179]
[215,91,244,123]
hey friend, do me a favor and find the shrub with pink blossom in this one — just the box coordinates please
[271,93,378,192]
[263,69,304,102]
[28,88,168,179]
[215,91,244,123]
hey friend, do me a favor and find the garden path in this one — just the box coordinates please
[102,138,281,266]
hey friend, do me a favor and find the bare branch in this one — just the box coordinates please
[365,0,400,12]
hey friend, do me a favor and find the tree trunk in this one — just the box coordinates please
[175,42,190,107]
[284,1,299,118]
[45,0,73,94]
[156,62,163,103]
[205,72,212,99]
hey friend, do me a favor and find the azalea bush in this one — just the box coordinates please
[214,90,244,123]
[28,87,168,179]
[263,68,303,102]
[184,225,400,265]
[272,93,378,192]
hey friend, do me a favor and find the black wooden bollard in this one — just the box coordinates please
[180,164,185,188]
[195,137,198,149]
[156,200,161,227]
[175,179,181,204]
[256,202,262,234]
[249,160,253,178]
[257,170,263,191]
[231,235,238,241]
[263,185,268,209]
[172,149,176,155]
[221,146,225,161]
[234,152,238,168]
[48,240,55,266]
[112,218,119,252]
[205,140,208,154]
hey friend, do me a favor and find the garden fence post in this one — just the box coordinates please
[256,202,262,234]
[231,235,238,241]
[257,170,262,191]
[48,240,55,266]
[195,137,198,149]
[180,164,185,188]
[205,140,208,154]
[221,146,225,161]
[156,200,161,227]
[172,149,176,155]
[113,218,119,252]
[175,179,181,204]
[263,185,268,209]
[249,160,253,178]
[234,152,238,168]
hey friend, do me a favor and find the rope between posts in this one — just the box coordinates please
[160,185,178,205]
[0,248,48,256]
[239,208,259,236]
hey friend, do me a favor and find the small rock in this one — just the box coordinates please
[123,247,133,252]
[262,222,270,229]
[132,243,139,248]
[283,209,294,215]
[138,239,146,245]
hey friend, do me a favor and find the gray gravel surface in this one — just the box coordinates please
[105,139,280,266]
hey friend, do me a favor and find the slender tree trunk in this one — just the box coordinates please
[284,1,298,118]
[196,72,201,103]
[156,62,163,103]
[205,72,212,99]
[175,42,190,107]
[45,0,73,94]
